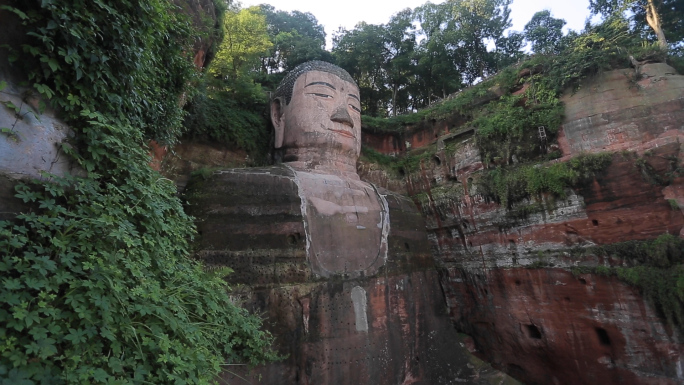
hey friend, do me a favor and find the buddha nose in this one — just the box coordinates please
[330,105,354,128]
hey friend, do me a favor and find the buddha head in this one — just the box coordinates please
[271,61,361,173]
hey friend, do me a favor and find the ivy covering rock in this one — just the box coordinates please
[0,0,278,383]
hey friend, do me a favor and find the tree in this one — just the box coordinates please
[589,0,684,48]
[210,6,273,81]
[259,5,330,73]
[333,23,390,116]
[413,2,464,107]
[524,10,567,54]
[384,9,417,116]
[447,0,519,83]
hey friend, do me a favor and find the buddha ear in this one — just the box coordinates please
[271,97,285,149]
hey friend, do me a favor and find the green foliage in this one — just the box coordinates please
[578,234,684,331]
[477,152,613,207]
[1,115,278,383]
[668,47,684,74]
[474,94,564,164]
[183,4,273,160]
[359,146,397,168]
[589,0,683,47]
[332,0,522,116]
[183,82,270,158]
[361,65,521,133]
[259,5,330,73]
[209,6,272,81]
[668,199,680,210]
[4,0,198,144]
[524,10,566,54]
[539,17,642,94]
[0,0,278,383]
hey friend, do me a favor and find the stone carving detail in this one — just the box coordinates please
[186,61,516,384]
[350,286,368,332]
[271,61,389,277]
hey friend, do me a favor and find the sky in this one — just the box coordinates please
[236,0,595,48]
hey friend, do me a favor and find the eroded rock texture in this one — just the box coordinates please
[444,268,682,385]
[186,166,519,384]
[359,64,684,385]
[173,0,218,68]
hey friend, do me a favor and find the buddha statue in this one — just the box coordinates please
[270,61,388,277]
[186,61,469,385]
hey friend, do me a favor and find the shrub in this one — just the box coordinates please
[0,0,278,383]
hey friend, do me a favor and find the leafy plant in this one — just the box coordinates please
[183,82,270,158]
[575,234,684,331]
[0,1,278,383]
[477,152,613,207]
[1,115,279,383]
[4,0,198,144]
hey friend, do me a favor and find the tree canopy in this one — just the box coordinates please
[524,10,567,54]
[193,0,684,123]
[589,0,684,48]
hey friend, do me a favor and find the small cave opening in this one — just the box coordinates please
[579,278,587,285]
[287,234,298,245]
[515,280,521,286]
[433,156,442,166]
[404,242,410,251]
[592,219,599,226]
[398,167,406,177]
[507,363,526,377]
[525,324,543,339]
[596,327,611,346]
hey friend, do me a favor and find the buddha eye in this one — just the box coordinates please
[309,93,333,99]
[349,104,361,113]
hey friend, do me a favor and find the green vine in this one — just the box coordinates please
[0,1,278,383]
[477,152,613,208]
[571,234,684,332]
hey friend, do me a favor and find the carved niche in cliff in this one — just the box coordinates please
[269,61,389,277]
[185,61,513,384]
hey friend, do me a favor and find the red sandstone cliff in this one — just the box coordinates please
[359,63,684,385]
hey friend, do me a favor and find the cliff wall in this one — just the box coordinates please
[359,63,684,384]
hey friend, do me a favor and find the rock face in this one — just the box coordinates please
[186,166,518,384]
[0,81,73,181]
[444,268,682,385]
[359,64,684,384]
[173,0,219,68]
[0,74,75,221]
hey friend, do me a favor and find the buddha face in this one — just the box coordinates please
[271,70,362,163]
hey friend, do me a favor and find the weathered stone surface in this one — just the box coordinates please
[186,165,435,284]
[159,140,252,192]
[0,73,77,221]
[558,64,684,156]
[361,114,468,155]
[0,80,73,180]
[186,165,519,384]
[358,64,684,385]
[357,158,407,193]
[224,270,520,385]
[173,0,218,68]
[443,268,683,385]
